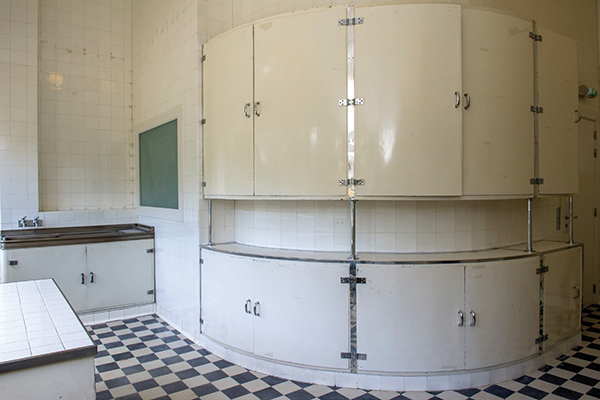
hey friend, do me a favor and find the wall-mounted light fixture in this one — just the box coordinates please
[579,84,597,98]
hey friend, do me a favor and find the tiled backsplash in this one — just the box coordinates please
[233,198,563,252]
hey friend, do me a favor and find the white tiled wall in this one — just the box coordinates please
[38,0,134,212]
[0,0,39,230]
[234,198,563,252]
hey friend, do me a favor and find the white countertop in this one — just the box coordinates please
[202,240,580,264]
[0,279,95,365]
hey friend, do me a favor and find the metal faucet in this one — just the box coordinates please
[33,217,42,228]
[18,216,26,228]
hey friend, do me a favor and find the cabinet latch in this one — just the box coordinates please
[529,32,543,42]
[339,178,364,186]
[530,106,544,113]
[338,17,363,26]
[147,290,155,295]
[339,98,364,106]
[341,276,366,284]
[8,260,18,266]
[535,334,548,344]
[536,265,549,275]
[530,178,544,185]
[146,248,154,253]
[341,352,367,360]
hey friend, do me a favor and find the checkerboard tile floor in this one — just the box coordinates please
[89,306,600,399]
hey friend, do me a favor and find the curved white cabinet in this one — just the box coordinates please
[200,242,582,390]
[202,4,579,199]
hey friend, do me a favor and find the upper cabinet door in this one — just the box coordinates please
[354,4,463,197]
[254,8,347,197]
[462,10,534,197]
[538,27,579,195]
[203,26,255,197]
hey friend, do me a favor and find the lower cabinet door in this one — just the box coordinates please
[6,246,88,311]
[357,264,465,373]
[465,258,539,370]
[543,247,582,350]
[86,239,155,311]
[201,250,255,354]
[253,260,349,369]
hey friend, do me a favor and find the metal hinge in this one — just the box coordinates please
[535,334,548,344]
[595,131,597,140]
[339,178,365,186]
[146,248,154,253]
[201,182,206,187]
[341,352,367,360]
[530,106,544,113]
[341,276,366,284]
[338,17,363,26]
[530,178,544,185]
[594,284,597,294]
[536,265,549,275]
[200,258,204,264]
[8,260,17,266]
[201,55,206,62]
[339,98,364,106]
[200,318,204,324]
[147,289,155,295]
[529,32,543,42]
[201,119,206,125]
[595,149,597,158]
[595,208,597,217]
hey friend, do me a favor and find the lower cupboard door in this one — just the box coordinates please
[252,260,349,369]
[356,264,465,373]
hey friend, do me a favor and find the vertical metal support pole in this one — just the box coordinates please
[346,5,356,201]
[208,199,213,246]
[348,263,358,373]
[527,198,533,253]
[569,195,574,244]
[350,199,357,260]
[532,20,540,199]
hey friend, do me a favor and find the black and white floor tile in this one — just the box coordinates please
[89,306,600,400]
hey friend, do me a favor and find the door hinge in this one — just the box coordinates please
[530,178,544,185]
[200,258,204,264]
[530,106,544,113]
[594,284,597,294]
[341,276,366,284]
[339,178,365,186]
[529,32,543,42]
[201,119,206,125]
[341,352,367,360]
[338,17,363,26]
[147,289,155,295]
[536,265,549,275]
[8,260,18,266]
[339,98,364,106]
[202,181,207,187]
[146,248,154,253]
[595,208,597,217]
[200,318,204,324]
[595,131,597,140]
[201,54,206,62]
[595,149,597,158]
[535,334,548,344]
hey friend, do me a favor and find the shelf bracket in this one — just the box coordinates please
[339,17,363,26]
[529,31,543,42]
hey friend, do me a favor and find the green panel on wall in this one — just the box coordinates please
[139,119,178,209]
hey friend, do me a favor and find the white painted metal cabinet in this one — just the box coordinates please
[203,26,254,197]
[543,247,582,350]
[201,251,255,353]
[86,239,155,310]
[538,27,579,195]
[354,4,463,197]
[6,246,88,311]
[254,9,347,197]
[464,258,539,369]
[461,10,534,196]
[253,259,348,368]
[357,264,465,372]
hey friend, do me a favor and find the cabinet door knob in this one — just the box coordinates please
[463,93,470,110]
[469,310,476,326]
[90,272,94,283]
[244,103,251,118]
[254,101,260,117]
[454,91,461,108]
[458,310,464,327]
[254,301,260,316]
[244,299,251,314]
[81,273,85,284]
[571,286,581,299]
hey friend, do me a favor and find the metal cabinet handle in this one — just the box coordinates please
[469,310,476,326]
[464,93,470,110]
[575,109,582,123]
[254,101,260,117]
[254,301,260,316]
[454,91,460,108]
[244,103,251,118]
[81,273,85,284]
[244,299,251,314]
[90,272,94,283]
[458,310,464,327]
[571,286,581,299]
